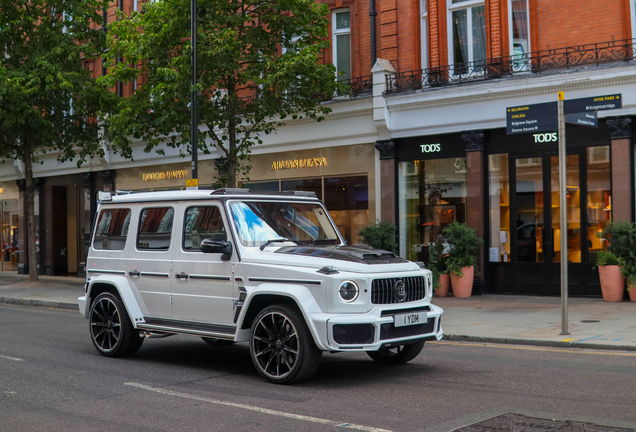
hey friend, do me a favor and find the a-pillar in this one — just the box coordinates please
[375,140,395,224]
[606,117,632,222]
[462,131,486,294]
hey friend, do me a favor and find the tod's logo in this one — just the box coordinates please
[420,143,441,153]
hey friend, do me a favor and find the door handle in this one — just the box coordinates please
[175,272,189,280]
[129,270,140,278]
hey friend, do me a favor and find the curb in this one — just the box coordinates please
[0,297,79,311]
[442,334,636,352]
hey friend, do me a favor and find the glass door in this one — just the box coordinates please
[511,154,581,294]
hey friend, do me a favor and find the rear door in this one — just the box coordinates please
[126,204,177,317]
[171,201,237,326]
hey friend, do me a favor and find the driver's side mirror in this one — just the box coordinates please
[201,238,233,261]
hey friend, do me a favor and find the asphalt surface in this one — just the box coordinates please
[1,304,635,432]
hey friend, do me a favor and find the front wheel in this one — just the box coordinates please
[89,292,143,357]
[249,305,322,384]
[367,340,425,365]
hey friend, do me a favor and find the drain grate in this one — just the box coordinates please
[453,413,636,432]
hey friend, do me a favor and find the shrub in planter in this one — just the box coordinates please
[442,222,483,298]
[428,240,450,297]
[596,221,635,301]
[620,251,636,302]
[596,250,625,302]
[358,221,396,253]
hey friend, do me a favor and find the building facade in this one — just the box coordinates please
[2,0,636,299]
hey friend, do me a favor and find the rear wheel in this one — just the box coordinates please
[367,340,425,365]
[89,292,143,357]
[249,304,322,384]
[201,337,235,347]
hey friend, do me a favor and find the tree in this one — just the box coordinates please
[102,0,342,188]
[0,0,114,281]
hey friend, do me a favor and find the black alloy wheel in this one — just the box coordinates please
[250,305,322,384]
[89,292,143,357]
[366,340,425,365]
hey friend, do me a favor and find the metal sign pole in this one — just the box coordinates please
[558,91,569,335]
[190,0,198,183]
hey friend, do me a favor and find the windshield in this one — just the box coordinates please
[230,201,341,247]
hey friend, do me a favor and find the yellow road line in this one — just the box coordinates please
[430,341,636,357]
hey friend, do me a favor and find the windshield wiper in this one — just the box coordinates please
[259,238,300,251]
[309,239,341,245]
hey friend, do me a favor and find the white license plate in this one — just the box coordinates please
[394,312,427,327]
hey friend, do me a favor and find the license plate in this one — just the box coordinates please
[394,312,427,327]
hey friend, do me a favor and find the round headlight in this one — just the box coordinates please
[338,280,359,302]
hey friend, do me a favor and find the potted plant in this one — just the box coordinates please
[442,222,483,298]
[596,221,634,302]
[358,221,396,253]
[622,256,636,302]
[428,239,450,297]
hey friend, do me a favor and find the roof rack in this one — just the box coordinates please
[210,188,251,195]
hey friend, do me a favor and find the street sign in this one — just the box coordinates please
[565,111,598,128]
[506,102,558,135]
[186,178,199,190]
[564,94,622,114]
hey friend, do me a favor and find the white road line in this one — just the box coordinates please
[124,382,393,432]
[0,354,24,362]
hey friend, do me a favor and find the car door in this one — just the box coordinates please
[126,204,177,318]
[172,202,237,326]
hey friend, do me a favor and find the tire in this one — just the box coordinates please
[249,304,322,384]
[201,337,235,347]
[89,292,143,357]
[367,340,425,365]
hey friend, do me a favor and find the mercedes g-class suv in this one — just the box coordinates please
[78,189,443,383]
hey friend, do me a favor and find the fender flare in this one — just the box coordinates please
[236,283,329,350]
[84,275,144,323]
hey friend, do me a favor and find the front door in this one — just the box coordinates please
[512,153,582,294]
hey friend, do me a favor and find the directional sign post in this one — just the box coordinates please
[506,102,558,135]
[557,92,569,336]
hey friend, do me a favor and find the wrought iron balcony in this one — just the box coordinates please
[385,38,636,95]
[337,75,373,97]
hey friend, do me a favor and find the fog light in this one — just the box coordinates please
[338,281,359,302]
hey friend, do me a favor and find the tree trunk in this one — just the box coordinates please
[23,140,39,282]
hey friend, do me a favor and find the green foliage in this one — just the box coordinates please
[101,0,344,187]
[595,250,624,267]
[428,240,449,289]
[596,221,635,261]
[442,222,483,277]
[358,221,396,253]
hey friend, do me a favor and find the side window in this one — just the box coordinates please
[183,206,226,251]
[137,207,174,251]
[93,208,131,251]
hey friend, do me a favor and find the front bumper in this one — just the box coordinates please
[315,303,443,351]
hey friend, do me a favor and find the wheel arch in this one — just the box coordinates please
[85,275,144,323]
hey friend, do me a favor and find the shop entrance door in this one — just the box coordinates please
[511,153,582,294]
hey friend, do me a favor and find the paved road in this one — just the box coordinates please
[1,304,635,432]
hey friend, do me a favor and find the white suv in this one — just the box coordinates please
[78,189,443,384]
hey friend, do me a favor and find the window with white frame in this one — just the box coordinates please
[508,0,530,68]
[332,9,351,82]
[421,0,428,70]
[631,0,636,44]
[448,0,486,75]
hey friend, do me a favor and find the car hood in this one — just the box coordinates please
[241,245,421,273]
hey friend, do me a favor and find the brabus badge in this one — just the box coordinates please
[393,279,407,302]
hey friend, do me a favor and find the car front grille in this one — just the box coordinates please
[371,276,426,304]
[380,318,436,340]
[332,324,375,345]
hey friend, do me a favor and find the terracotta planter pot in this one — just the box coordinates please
[629,285,636,302]
[450,266,474,298]
[598,265,625,302]
[435,273,450,297]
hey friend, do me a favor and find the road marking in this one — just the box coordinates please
[430,341,636,357]
[561,339,574,342]
[124,382,393,432]
[0,354,24,362]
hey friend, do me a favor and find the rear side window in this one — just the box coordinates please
[183,206,226,251]
[137,207,174,251]
[93,208,131,251]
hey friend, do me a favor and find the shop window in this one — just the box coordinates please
[448,0,486,75]
[2,200,21,270]
[281,178,323,198]
[324,176,369,245]
[398,158,468,262]
[137,207,174,250]
[488,154,510,262]
[183,206,226,251]
[586,146,611,263]
[93,208,131,251]
[244,181,280,192]
[508,0,530,68]
[332,9,351,82]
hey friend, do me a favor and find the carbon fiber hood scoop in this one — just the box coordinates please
[274,245,407,265]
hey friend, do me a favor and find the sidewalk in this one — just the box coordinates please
[0,271,634,351]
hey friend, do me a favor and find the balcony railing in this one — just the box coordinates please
[385,38,636,94]
[337,75,373,97]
